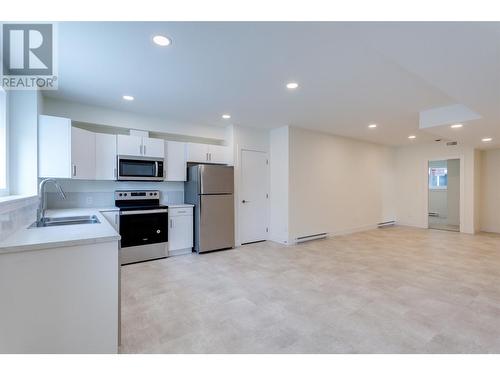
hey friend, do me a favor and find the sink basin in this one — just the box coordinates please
[29,215,101,228]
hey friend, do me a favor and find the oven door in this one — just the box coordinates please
[117,156,164,181]
[119,209,168,248]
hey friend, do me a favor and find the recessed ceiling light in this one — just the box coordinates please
[286,82,299,89]
[368,124,377,129]
[152,35,171,47]
[222,114,231,119]
[450,124,463,129]
[408,135,416,139]
[122,95,134,101]
[482,137,493,142]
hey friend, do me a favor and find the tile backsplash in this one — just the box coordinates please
[44,180,185,209]
[46,190,184,209]
[0,197,39,242]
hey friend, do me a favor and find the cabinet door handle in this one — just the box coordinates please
[72,164,77,177]
[140,145,143,155]
[209,153,212,162]
[144,145,147,155]
[114,168,117,179]
[170,219,173,229]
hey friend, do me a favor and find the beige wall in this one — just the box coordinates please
[287,127,395,240]
[480,149,500,233]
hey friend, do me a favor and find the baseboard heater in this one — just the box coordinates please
[295,233,327,243]
[377,221,395,228]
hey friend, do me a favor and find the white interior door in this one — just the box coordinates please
[240,149,268,244]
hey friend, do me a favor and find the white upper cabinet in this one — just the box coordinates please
[117,134,164,158]
[186,143,228,164]
[39,115,96,180]
[71,127,96,179]
[95,133,117,180]
[116,134,142,156]
[208,144,229,164]
[38,115,72,178]
[165,141,187,181]
[142,137,164,158]
[186,143,209,163]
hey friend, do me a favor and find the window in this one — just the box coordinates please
[429,167,447,189]
[0,87,7,196]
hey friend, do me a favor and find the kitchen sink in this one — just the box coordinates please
[29,215,101,228]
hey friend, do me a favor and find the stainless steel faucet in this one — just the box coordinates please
[37,178,67,224]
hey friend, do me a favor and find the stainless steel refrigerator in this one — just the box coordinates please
[184,164,235,253]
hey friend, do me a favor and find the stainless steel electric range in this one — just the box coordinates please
[115,190,168,265]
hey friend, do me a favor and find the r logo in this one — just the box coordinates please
[2,24,53,76]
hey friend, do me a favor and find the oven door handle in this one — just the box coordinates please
[120,209,168,215]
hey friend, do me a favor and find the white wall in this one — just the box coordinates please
[42,96,226,140]
[269,126,290,244]
[394,143,479,234]
[480,148,500,233]
[287,127,395,240]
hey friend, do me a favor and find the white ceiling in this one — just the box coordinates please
[45,22,500,148]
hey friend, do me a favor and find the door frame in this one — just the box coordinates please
[236,146,270,246]
[425,156,465,233]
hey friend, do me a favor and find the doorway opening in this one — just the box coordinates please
[428,159,460,232]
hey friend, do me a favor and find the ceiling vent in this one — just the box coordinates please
[446,141,458,146]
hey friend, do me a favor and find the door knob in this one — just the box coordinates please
[242,200,250,203]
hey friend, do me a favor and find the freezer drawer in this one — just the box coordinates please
[198,194,235,252]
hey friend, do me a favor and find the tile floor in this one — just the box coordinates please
[120,226,500,353]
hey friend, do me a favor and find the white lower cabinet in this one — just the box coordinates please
[168,206,193,256]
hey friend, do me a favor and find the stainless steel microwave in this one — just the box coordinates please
[117,155,165,181]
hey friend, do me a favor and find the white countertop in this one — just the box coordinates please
[0,208,121,255]
[167,204,194,208]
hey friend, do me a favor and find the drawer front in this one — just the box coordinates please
[169,207,193,217]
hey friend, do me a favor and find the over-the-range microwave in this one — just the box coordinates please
[117,155,164,181]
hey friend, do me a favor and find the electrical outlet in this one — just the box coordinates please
[86,196,93,206]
